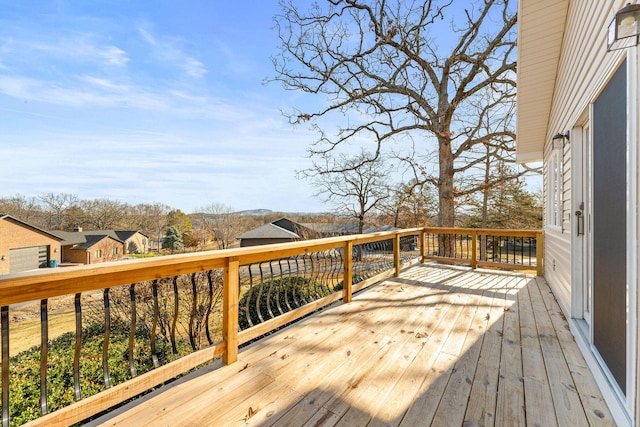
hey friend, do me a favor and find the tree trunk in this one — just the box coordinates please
[480,143,490,261]
[356,214,364,261]
[438,138,456,257]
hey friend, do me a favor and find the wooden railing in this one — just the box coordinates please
[0,227,542,426]
[422,228,543,276]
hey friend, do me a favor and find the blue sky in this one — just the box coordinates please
[0,1,327,213]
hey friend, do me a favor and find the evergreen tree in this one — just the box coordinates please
[162,226,184,253]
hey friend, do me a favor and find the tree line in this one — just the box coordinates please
[1,183,540,256]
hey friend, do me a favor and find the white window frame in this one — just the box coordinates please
[547,148,563,230]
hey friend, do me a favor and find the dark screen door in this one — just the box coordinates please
[592,60,627,393]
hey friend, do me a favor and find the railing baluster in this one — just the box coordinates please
[189,274,197,351]
[245,265,256,327]
[150,281,160,368]
[204,271,214,345]
[279,259,292,311]
[102,289,111,389]
[128,284,137,378]
[256,264,266,323]
[2,306,9,427]
[309,255,318,297]
[471,231,477,269]
[393,235,400,277]
[287,258,299,308]
[270,262,283,316]
[73,293,82,401]
[330,249,340,291]
[170,277,179,358]
[317,251,329,295]
[39,299,48,415]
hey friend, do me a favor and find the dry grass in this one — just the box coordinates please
[9,293,103,355]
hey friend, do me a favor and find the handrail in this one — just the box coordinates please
[0,227,541,426]
[422,227,543,276]
[0,228,424,306]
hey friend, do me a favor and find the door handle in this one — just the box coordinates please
[575,210,584,236]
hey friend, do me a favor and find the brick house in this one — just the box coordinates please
[80,230,149,254]
[0,214,62,275]
[53,230,126,265]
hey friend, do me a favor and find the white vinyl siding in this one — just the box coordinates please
[535,1,638,423]
[542,0,628,314]
[546,149,563,230]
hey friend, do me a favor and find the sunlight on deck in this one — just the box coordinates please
[89,263,613,427]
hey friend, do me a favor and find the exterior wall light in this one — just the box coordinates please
[608,3,640,51]
[552,131,570,150]
[0,256,5,261]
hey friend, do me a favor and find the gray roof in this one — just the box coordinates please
[72,234,115,250]
[50,230,89,245]
[51,230,144,247]
[238,217,399,242]
[81,230,147,241]
[237,223,301,240]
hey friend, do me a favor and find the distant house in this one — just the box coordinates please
[81,230,149,254]
[238,217,396,247]
[238,218,306,247]
[0,214,63,275]
[52,229,148,265]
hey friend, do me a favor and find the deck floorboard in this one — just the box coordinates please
[91,263,615,427]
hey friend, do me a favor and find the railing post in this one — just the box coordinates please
[343,241,353,303]
[536,231,544,276]
[471,230,477,269]
[420,229,426,263]
[394,234,401,277]
[223,256,239,365]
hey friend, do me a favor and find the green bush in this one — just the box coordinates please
[4,322,174,425]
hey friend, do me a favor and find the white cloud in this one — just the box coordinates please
[138,27,207,78]
[137,28,156,46]
[13,35,130,67]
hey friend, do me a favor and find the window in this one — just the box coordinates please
[95,250,102,258]
[547,149,563,229]
[112,247,118,255]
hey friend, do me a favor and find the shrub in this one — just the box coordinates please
[4,322,173,425]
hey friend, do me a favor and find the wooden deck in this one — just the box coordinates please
[89,263,614,426]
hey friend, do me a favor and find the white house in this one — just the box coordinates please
[517,1,640,425]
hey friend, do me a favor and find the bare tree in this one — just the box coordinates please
[38,192,79,229]
[128,203,172,250]
[0,194,42,224]
[198,202,245,249]
[271,0,519,237]
[80,198,128,230]
[378,181,436,228]
[301,149,391,234]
